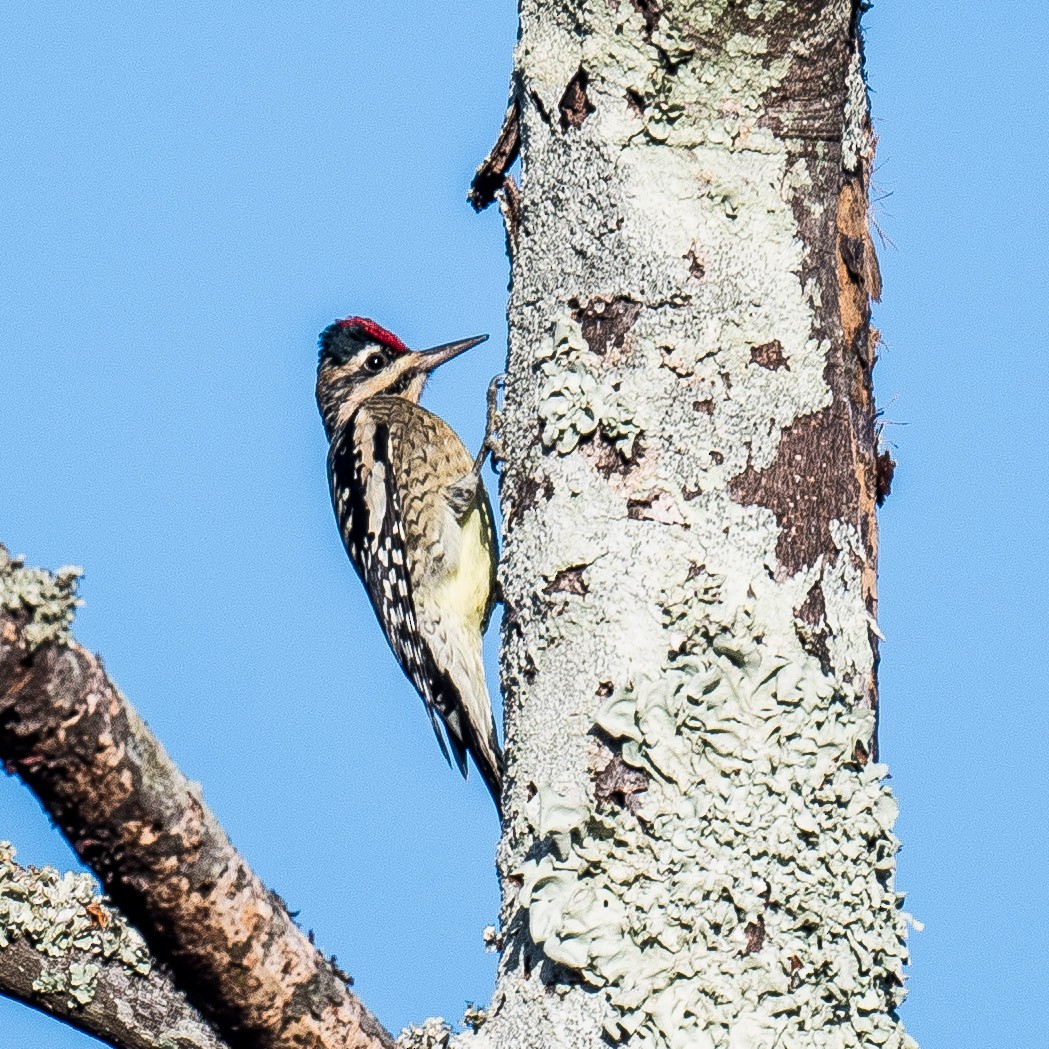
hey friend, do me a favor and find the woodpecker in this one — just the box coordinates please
[316,316,503,808]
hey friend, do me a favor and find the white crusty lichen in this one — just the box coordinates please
[399,1017,453,1049]
[842,41,874,174]
[399,1005,491,1049]
[0,841,151,1007]
[537,318,643,457]
[0,547,82,650]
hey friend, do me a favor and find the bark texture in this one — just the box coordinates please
[0,547,396,1049]
[469,2,913,1047]
[0,843,225,1049]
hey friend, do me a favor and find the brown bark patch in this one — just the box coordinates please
[685,247,706,280]
[627,490,688,527]
[559,69,595,130]
[750,341,789,370]
[743,915,766,955]
[794,582,832,674]
[570,296,641,357]
[589,434,643,479]
[507,474,554,526]
[594,755,648,814]
[730,407,858,574]
[757,7,851,143]
[795,583,825,627]
[544,566,589,596]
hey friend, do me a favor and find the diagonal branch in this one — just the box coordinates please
[0,547,396,1049]
[0,842,225,1049]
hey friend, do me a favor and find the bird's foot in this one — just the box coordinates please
[472,373,506,476]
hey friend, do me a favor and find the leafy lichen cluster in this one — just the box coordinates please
[0,547,82,650]
[537,318,643,457]
[0,842,151,1007]
[514,577,915,1049]
[398,1016,453,1049]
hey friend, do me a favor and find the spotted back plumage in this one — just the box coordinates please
[326,395,502,803]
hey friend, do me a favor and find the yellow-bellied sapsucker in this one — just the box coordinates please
[316,316,502,808]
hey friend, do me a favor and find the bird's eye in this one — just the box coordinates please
[364,352,386,373]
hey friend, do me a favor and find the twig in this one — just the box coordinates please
[497,175,521,256]
[468,102,520,212]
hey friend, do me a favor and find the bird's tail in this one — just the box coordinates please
[415,611,503,811]
[440,688,503,811]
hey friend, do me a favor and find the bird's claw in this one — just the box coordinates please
[473,373,506,476]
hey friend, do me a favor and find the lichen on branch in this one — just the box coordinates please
[0,547,82,650]
[0,841,151,1002]
[0,544,396,1049]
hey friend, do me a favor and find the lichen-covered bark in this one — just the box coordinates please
[471,2,913,1047]
[0,547,396,1049]
[0,843,225,1049]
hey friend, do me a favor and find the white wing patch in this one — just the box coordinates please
[365,461,388,560]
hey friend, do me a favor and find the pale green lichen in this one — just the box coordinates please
[513,584,915,1049]
[31,968,68,995]
[571,3,791,153]
[69,961,101,1005]
[0,840,152,1009]
[0,548,82,650]
[537,318,644,457]
[31,961,100,1006]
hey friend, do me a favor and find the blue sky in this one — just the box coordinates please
[1,3,1046,1047]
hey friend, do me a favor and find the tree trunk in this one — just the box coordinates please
[479,2,913,1047]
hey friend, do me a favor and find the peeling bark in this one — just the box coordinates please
[469,102,521,213]
[0,547,395,1049]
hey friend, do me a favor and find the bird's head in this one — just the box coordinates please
[316,316,487,437]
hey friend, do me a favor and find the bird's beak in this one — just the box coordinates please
[411,333,489,373]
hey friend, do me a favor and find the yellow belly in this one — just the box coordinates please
[431,503,492,632]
